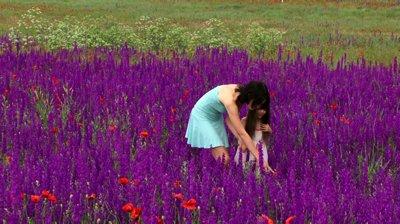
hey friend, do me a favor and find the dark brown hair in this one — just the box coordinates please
[235,81,269,109]
[244,97,271,146]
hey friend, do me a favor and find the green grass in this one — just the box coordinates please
[1,0,400,64]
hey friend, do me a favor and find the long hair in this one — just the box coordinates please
[244,96,271,145]
[235,81,269,109]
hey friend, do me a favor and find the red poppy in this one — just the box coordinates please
[118,177,129,186]
[48,194,57,203]
[20,192,26,200]
[181,198,197,211]
[284,215,296,224]
[30,85,37,92]
[86,193,96,200]
[11,72,17,81]
[122,202,135,212]
[51,76,60,86]
[182,89,190,100]
[171,107,177,113]
[313,119,321,126]
[156,216,164,224]
[99,96,105,105]
[30,195,40,203]
[139,131,149,138]
[310,111,317,117]
[108,124,117,132]
[41,190,51,199]
[259,214,275,224]
[269,91,277,99]
[212,187,222,194]
[172,193,184,201]
[130,207,142,220]
[329,102,338,111]
[339,115,350,124]
[173,180,181,189]
[52,127,59,135]
[3,88,10,97]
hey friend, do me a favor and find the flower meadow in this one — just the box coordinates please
[0,38,400,223]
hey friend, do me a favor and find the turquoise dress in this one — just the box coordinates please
[185,85,229,148]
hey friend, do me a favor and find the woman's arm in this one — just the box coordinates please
[224,103,260,161]
[225,117,247,146]
[225,117,240,140]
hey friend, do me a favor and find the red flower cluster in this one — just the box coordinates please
[172,193,184,201]
[99,95,106,105]
[173,180,182,189]
[269,91,277,99]
[118,177,130,185]
[29,190,57,204]
[259,214,296,224]
[182,89,190,100]
[51,76,61,86]
[41,190,57,203]
[181,198,197,211]
[171,193,197,211]
[339,115,351,124]
[156,215,164,224]
[329,101,339,111]
[108,124,117,132]
[52,127,59,135]
[86,193,96,201]
[30,195,40,203]
[139,130,149,138]
[122,202,142,220]
[2,87,10,97]
[118,176,140,187]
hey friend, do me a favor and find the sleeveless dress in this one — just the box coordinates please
[234,130,269,165]
[185,86,229,148]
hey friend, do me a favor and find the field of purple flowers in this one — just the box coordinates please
[1,38,399,223]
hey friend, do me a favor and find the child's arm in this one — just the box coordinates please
[260,124,276,174]
[260,123,272,147]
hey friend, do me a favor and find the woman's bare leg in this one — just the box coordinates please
[211,146,230,165]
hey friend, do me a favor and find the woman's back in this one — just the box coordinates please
[192,86,226,120]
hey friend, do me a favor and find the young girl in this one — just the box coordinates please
[185,81,271,172]
[234,106,276,173]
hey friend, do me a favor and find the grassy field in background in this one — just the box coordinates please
[0,0,399,64]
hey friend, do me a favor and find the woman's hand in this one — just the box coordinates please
[260,123,272,133]
[238,138,247,152]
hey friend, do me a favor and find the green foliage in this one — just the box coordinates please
[245,23,285,57]
[8,7,285,56]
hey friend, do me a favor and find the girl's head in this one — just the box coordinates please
[245,102,271,138]
[235,81,270,110]
[245,86,270,139]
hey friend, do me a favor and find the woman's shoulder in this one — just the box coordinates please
[219,84,238,90]
[218,84,238,104]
